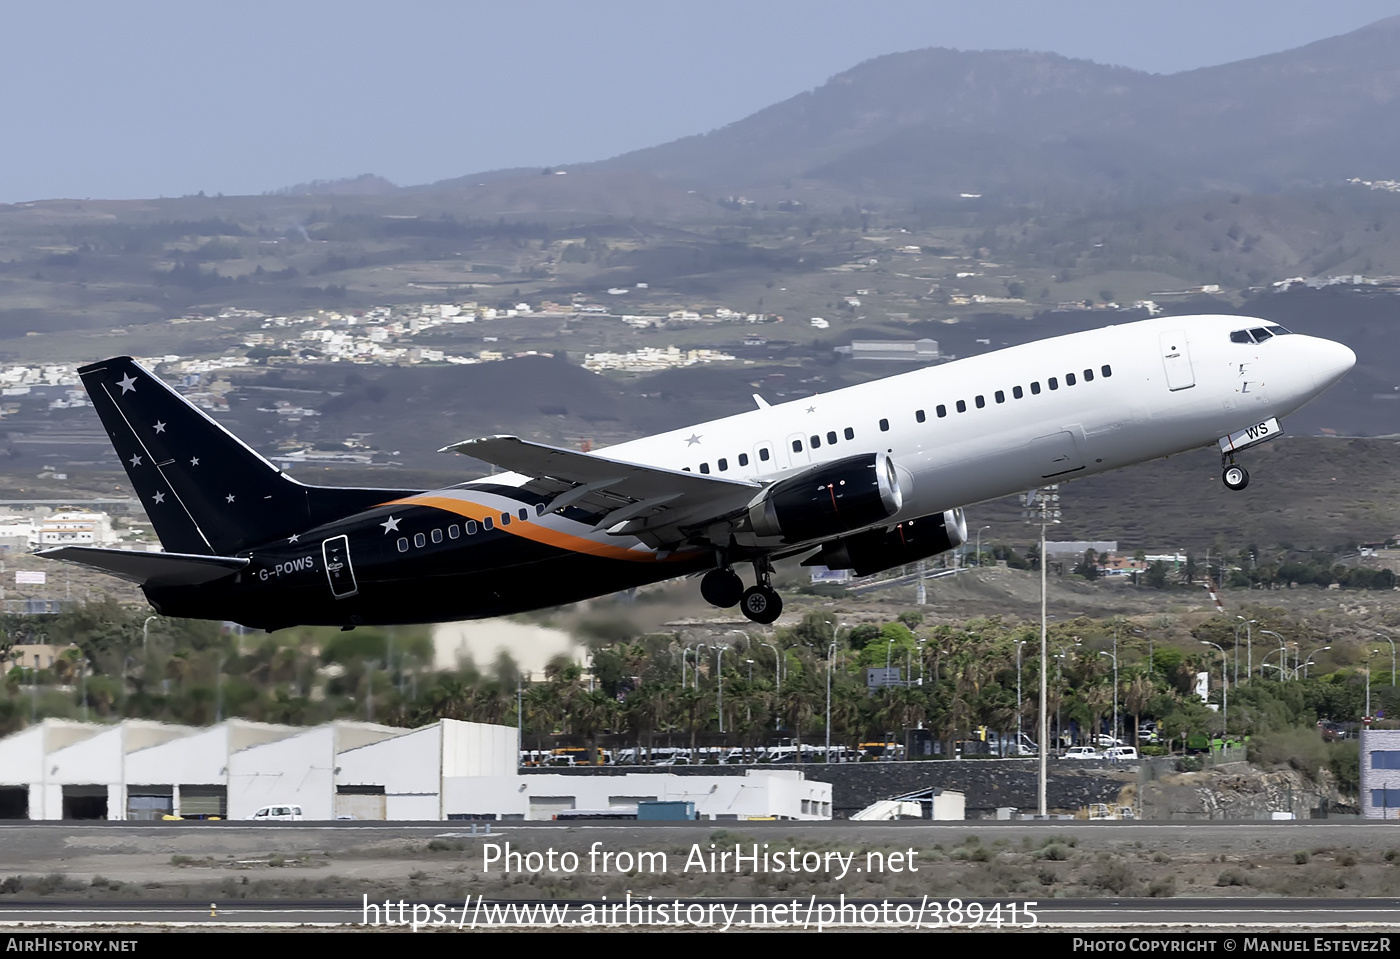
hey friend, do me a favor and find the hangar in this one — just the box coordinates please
[0,718,830,821]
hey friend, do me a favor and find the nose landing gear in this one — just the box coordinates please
[1222,454,1250,491]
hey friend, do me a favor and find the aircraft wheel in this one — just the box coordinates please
[700,568,745,608]
[740,585,783,625]
[1222,465,1250,491]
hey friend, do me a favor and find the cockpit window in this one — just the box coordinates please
[1249,327,1272,341]
[1266,324,1292,335]
[1230,330,1253,344]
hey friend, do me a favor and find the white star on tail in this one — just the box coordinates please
[190,457,199,466]
[129,454,142,467]
[380,516,401,533]
[226,494,235,504]
[153,421,167,434]
[152,491,165,504]
[117,374,136,394]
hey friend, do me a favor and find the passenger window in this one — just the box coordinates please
[915,410,926,423]
[414,533,426,548]
[448,525,460,539]
[519,508,529,520]
[792,439,803,452]
[1230,330,1253,344]
[738,453,749,466]
[1066,373,1076,386]
[1049,377,1059,391]
[759,448,770,461]
[700,463,710,474]
[1013,386,1023,399]
[936,404,946,418]
[994,390,1005,404]
[810,435,821,448]
[879,418,889,432]
[956,400,967,413]
[431,528,443,544]
[397,537,408,553]
[717,458,728,471]
[500,513,510,526]
[975,395,985,409]
[1083,369,1094,381]
[1101,365,1112,377]
[483,517,494,531]
[843,427,854,440]
[535,504,545,516]
[826,431,837,445]
[1031,382,1041,395]
[467,520,478,534]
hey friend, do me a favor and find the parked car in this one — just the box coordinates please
[250,804,303,821]
[1063,746,1101,760]
[1095,734,1124,748]
[1103,746,1139,761]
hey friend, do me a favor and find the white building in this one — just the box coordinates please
[0,719,830,822]
[1361,729,1400,819]
[37,510,115,547]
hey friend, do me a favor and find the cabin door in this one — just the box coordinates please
[322,534,359,599]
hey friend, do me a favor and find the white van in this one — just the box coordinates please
[250,804,303,821]
[1103,746,1139,761]
[1063,746,1101,760]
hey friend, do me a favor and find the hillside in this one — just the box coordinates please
[588,16,1400,204]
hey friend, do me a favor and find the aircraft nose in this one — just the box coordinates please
[1310,337,1356,392]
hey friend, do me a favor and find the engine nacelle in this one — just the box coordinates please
[747,452,904,544]
[803,508,968,577]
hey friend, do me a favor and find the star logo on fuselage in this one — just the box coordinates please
[685,434,701,446]
[190,457,200,466]
[381,516,401,533]
[117,374,136,394]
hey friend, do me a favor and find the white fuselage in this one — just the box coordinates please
[471,314,1354,556]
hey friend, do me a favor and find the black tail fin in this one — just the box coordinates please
[79,357,421,555]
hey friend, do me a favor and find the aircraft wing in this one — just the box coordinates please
[440,435,762,546]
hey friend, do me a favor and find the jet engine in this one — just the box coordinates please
[747,452,904,544]
[802,508,968,577]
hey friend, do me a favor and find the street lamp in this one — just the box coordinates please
[1375,631,1397,687]
[1015,640,1028,738]
[759,642,781,693]
[825,641,836,763]
[142,615,158,653]
[975,526,991,567]
[1259,630,1287,680]
[1023,484,1060,816]
[1100,648,1119,746]
[1200,641,1227,737]
[1299,646,1330,679]
[716,646,728,735]
[1235,617,1255,685]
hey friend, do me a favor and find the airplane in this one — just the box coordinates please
[40,313,1354,631]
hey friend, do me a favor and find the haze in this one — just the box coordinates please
[2,0,1398,203]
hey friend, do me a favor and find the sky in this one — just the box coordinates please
[3,1,1399,203]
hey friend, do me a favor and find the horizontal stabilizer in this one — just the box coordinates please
[39,546,248,587]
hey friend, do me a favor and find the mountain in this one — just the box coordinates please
[573,16,1400,206]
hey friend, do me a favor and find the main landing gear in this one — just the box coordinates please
[700,558,783,625]
[1221,453,1250,491]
